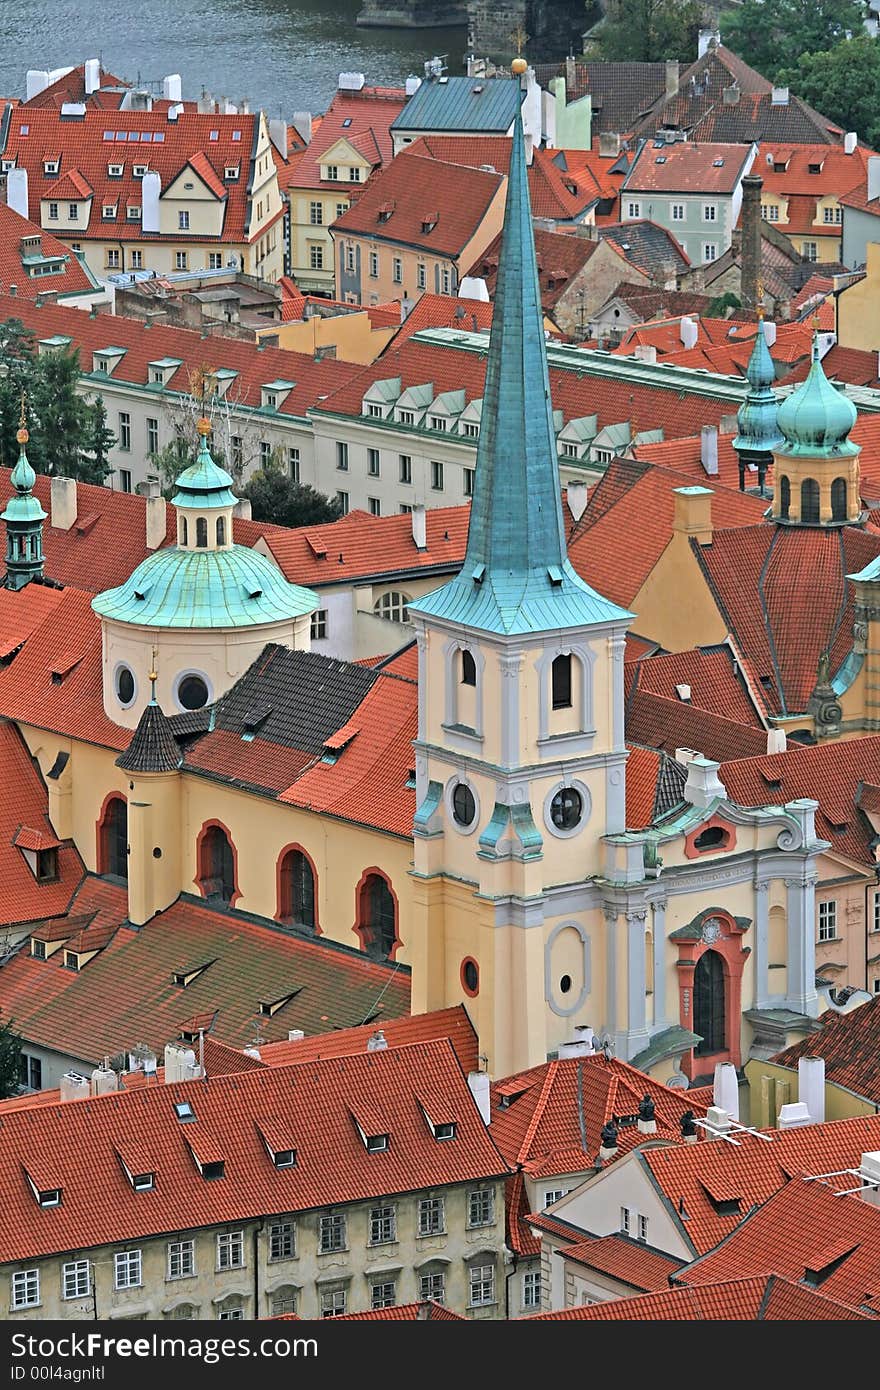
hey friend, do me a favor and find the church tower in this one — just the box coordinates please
[408,83,632,1076]
[2,404,46,591]
[732,311,783,496]
[771,333,860,526]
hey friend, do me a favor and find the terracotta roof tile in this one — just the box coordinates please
[562,1232,684,1289]
[468,226,600,314]
[0,203,98,300]
[258,1005,478,1073]
[291,86,406,193]
[263,504,468,588]
[624,744,663,828]
[625,141,754,195]
[770,994,880,1103]
[410,135,598,222]
[0,720,84,929]
[524,1273,870,1319]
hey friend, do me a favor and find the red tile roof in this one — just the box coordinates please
[624,141,754,194]
[748,143,873,231]
[0,719,83,929]
[562,1232,684,1289]
[332,151,504,257]
[675,1176,880,1309]
[626,688,769,763]
[263,503,468,588]
[625,744,663,828]
[2,107,272,243]
[22,65,132,110]
[409,135,600,223]
[628,645,765,728]
[770,994,880,1103]
[468,226,601,314]
[258,1005,478,1073]
[0,1037,507,1262]
[337,1302,464,1320]
[0,203,98,300]
[291,86,407,193]
[782,343,880,390]
[0,875,412,1066]
[524,1273,870,1319]
[638,1112,880,1255]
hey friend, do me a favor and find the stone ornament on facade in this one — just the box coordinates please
[700,916,723,945]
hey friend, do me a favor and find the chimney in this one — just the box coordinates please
[858,1152,880,1208]
[599,1119,619,1160]
[566,479,588,522]
[680,1109,698,1144]
[770,86,789,106]
[468,1071,491,1126]
[868,157,880,205]
[26,69,50,101]
[90,1063,118,1096]
[713,1062,740,1122]
[269,117,288,161]
[665,59,679,97]
[684,756,727,807]
[740,175,763,312]
[598,132,621,158]
[233,497,252,521]
[292,110,313,146]
[162,73,183,103]
[634,344,657,364]
[145,495,166,550]
[243,1045,261,1060]
[762,318,777,348]
[566,54,577,90]
[637,1094,657,1135]
[558,1025,598,1059]
[844,131,858,156]
[798,1055,825,1124]
[60,1071,90,1102]
[287,1028,305,1042]
[699,425,719,476]
[723,82,741,106]
[7,167,29,220]
[50,475,77,530]
[84,58,101,95]
[366,1029,387,1051]
[164,1042,201,1083]
[697,27,720,58]
[766,728,787,754]
[8,284,16,298]
[680,315,699,350]
[704,1103,733,1139]
[777,1100,812,1129]
[141,171,162,234]
[411,502,427,551]
[673,485,713,545]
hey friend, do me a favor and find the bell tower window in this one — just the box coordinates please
[461,649,476,686]
[452,782,477,828]
[779,475,790,519]
[550,787,582,831]
[216,516,227,546]
[551,654,572,709]
[196,517,208,548]
[179,516,188,546]
[801,478,819,524]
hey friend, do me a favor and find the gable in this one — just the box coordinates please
[164,163,225,202]
[320,137,372,169]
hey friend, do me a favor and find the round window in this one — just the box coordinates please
[550,787,583,832]
[177,674,209,711]
[115,664,136,707]
[452,782,476,828]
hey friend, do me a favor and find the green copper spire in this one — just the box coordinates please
[732,318,783,494]
[171,418,238,509]
[776,333,858,459]
[2,403,47,590]
[411,105,630,635]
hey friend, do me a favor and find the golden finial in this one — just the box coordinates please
[756,279,764,321]
[196,416,211,437]
[511,23,528,74]
[148,646,158,701]
[16,390,28,446]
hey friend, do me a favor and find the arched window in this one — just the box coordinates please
[373,591,411,624]
[98,796,128,879]
[196,516,208,548]
[693,825,728,851]
[694,950,725,1055]
[461,649,476,686]
[216,516,227,546]
[278,848,316,931]
[551,653,572,710]
[779,475,790,520]
[180,516,188,546]
[801,478,820,525]
[198,824,236,904]
[831,477,848,522]
[357,872,397,960]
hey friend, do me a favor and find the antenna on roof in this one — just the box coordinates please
[691,1115,774,1145]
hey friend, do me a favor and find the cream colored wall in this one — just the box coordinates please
[56,233,277,281]
[630,533,729,651]
[40,198,93,234]
[837,241,880,351]
[1,1178,507,1321]
[257,312,397,364]
[159,169,226,239]
[548,1158,694,1262]
[745,1058,878,1127]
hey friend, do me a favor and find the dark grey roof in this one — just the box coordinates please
[167,707,213,737]
[210,644,378,752]
[116,702,182,774]
[600,220,689,277]
[654,754,687,819]
[534,61,668,135]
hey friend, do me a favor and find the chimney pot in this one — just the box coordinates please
[700,424,719,476]
[673,485,713,545]
[467,1070,491,1126]
[287,1028,305,1042]
[145,494,166,550]
[50,475,77,530]
[411,502,427,551]
[798,1055,825,1124]
[684,756,726,807]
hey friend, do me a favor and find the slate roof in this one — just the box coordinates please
[524,1273,870,1319]
[770,994,880,1103]
[537,62,668,136]
[675,1176,880,1310]
[600,220,691,276]
[390,75,521,135]
[0,719,84,930]
[0,875,411,1066]
[0,1037,507,1263]
[116,699,182,774]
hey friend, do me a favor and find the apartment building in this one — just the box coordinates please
[621,140,757,265]
[755,139,871,264]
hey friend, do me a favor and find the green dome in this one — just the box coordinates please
[171,431,237,510]
[92,544,317,629]
[732,326,783,455]
[1,443,47,525]
[776,341,858,459]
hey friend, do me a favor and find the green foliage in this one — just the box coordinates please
[707,291,742,316]
[80,397,118,487]
[589,0,705,63]
[719,0,864,81]
[244,453,343,529]
[0,1013,22,1100]
[780,36,880,148]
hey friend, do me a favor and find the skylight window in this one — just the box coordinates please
[342,117,352,127]
[209,130,219,141]
[174,1101,196,1122]
[712,158,724,167]
[231,130,241,141]
[19,124,29,135]
[273,1148,296,1169]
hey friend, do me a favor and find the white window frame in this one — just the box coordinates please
[522,1270,541,1308]
[468,1263,495,1307]
[626,201,640,219]
[637,1214,649,1242]
[702,243,717,263]
[310,609,328,641]
[370,1279,396,1309]
[467,1187,494,1228]
[268,1220,296,1261]
[12,1269,40,1309]
[321,1288,347,1317]
[216,1230,244,1271]
[419,1270,445,1303]
[703,203,717,222]
[62,1260,90,1300]
[167,1240,195,1280]
[418,1196,445,1236]
[670,202,685,221]
[319,1213,347,1253]
[818,900,837,941]
[114,1250,142,1290]
[620,1205,631,1234]
[369,1204,396,1245]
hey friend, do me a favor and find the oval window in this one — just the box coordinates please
[115,664,135,706]
[559,974,572,994]
[461,957,479,996]
[177,674,209,710]
[550,787,582,831]
[452,782,476,828]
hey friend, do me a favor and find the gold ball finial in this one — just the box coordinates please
[196,416,211,437]
[16,426,29,445]
[511,56,527,75]
[17,390,28,444]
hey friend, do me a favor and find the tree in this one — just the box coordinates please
[719,0,864,81]
[0,318,37,467]
[589,0,705,63]
[28,347,94,480]
[78,397,117,486]
[0,1013,22,1099]
[244,455,343,528]
[781,36,880,148]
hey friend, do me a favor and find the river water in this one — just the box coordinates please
[0,0,467,118]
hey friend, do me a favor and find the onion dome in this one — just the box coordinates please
[171,417,238,510]
[776,336,858,458]
[2,424,46,527]
[732,324,784,455]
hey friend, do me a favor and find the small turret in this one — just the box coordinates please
[772,329,861,527]
[732,310,783,496]
[2,399,46,590]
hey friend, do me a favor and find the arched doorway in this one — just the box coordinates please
[277,848,316,931]
[197,824,236,904]
[356,872,398,960]
[694,950,726,1055]
[98,796,128,879]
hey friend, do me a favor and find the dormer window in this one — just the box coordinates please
[132,164,147,177]
[64,950,79,971]
[108,163,124,177]
[273,1148,296,1169]
[377,203,393,223]
[420,1101,458,1141]
[434,1122,456,1140]
[367,403,384,418]
[36,847,58,882]
[36,1187,62,1208]
[131,1172,154,1190]
[366,1133,389,1152]
[127,205,141,220]
[31,939,46,960]
[224,165,240,181]
[102,204,117,219]
[324,164,338,180]
[43,159,59,175]
[349,166,361,182]
[199,1160,225,1180]
[398,409,415,426]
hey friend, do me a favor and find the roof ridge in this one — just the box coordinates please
[516,1060,560,1165]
